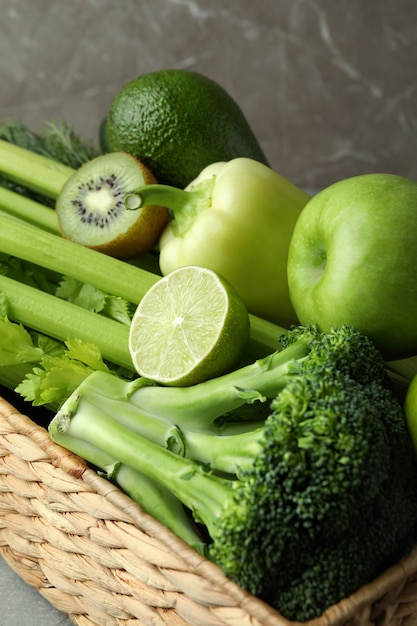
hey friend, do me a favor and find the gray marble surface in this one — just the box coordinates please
[0,559,72,625]
[1,0,416,190]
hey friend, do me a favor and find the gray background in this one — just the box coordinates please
[1,0,416,190]
[1,0,416,624]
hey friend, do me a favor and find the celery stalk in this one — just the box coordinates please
[0,214,280,356]
[0,186,59,234]
[0,274,132,370]
[248,314,285,356]
[0,138,74,198]
[0,213,158,303]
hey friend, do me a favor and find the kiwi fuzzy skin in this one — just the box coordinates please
[57,152,169,260]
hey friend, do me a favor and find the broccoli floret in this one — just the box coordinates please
[210,374,417,619]
[273,398,417,622]
[280,323,387,385]
[48,325,417,621]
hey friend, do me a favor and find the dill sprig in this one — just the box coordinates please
[0,117,100,204]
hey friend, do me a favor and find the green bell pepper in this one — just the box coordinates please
[125,157,310,327]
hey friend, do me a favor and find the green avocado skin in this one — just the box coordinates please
[105,69,269,189]
[98,117,110,153]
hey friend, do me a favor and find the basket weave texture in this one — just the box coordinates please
[2,396,417,626]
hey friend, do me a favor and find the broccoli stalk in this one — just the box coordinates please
[48,323,388,476]
[51,425,207,555]
[50,398,233,529]
[48,325,417,620]
[55,340,309,475]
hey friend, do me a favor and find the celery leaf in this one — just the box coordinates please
[17,357,94,406]
[0,317,45,366]
[102,295,133,326]
[0,252,59,293]
[64,337,109,373]
[16,337,110,406]
[56,276,106,312]
[56,276,133,325]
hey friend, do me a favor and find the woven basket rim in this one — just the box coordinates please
[1,393,417,626]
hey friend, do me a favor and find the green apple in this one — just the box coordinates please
[287,173,417,360]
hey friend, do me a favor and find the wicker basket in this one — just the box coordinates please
[2,394,417,626]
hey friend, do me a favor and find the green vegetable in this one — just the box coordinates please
[48,324,417,620]
[0,118,99,204]
[112,463,208,556]
[0,312,121,408]
[54,427,207,555]
[0,210,280,362]
[46,324,388,474]
[0,213,162,399]
[0,214,158,300]
[126,157,310,327]
[0,118,99,167]
[0,120,99,232]
[0,274,131,369]
[0,137,74,199]
[0,186,59,234]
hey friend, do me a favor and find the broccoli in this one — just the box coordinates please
[48,325,417,621]
[50,324,388,477]
[210,374,417,619]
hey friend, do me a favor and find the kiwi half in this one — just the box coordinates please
[56,152,169,259]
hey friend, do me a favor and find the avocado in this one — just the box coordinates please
[105,69,270,188]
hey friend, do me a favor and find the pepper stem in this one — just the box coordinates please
[124,177,215,237]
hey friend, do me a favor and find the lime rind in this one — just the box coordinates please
[128,266,250,386]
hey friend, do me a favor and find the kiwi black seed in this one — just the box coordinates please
[56,152,169,259]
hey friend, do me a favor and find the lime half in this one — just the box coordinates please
[129,265,250,386]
